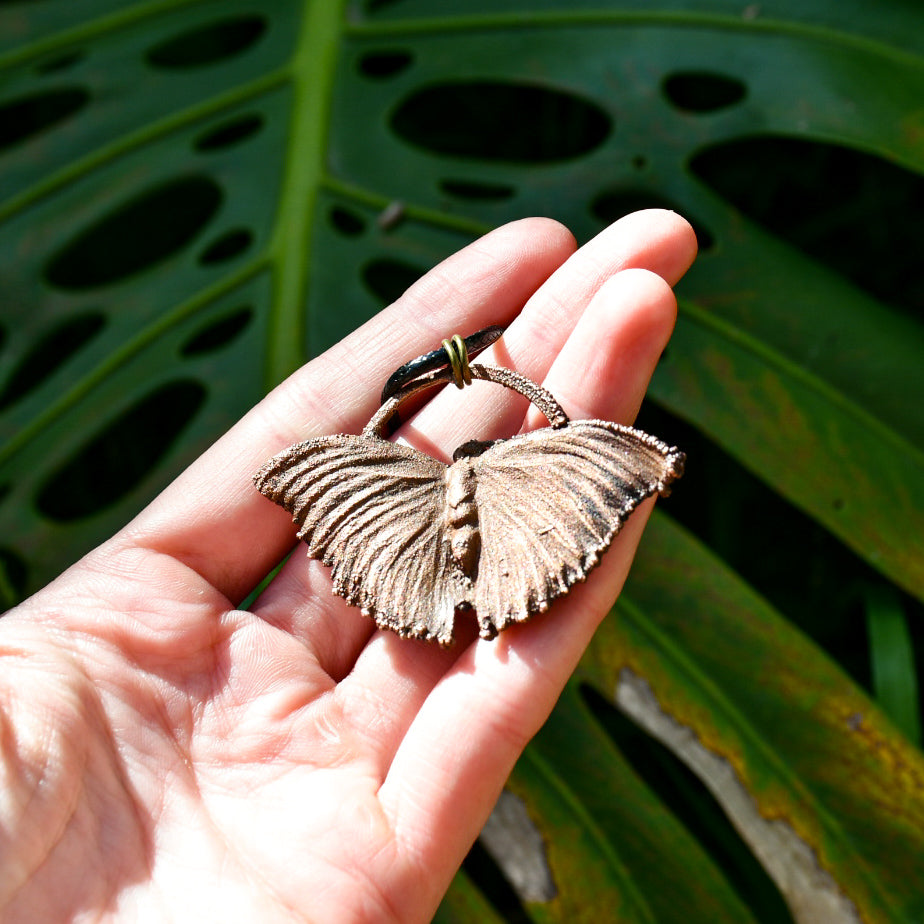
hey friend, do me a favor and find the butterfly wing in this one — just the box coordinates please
[472,421,684,637]
[253,435,466,645]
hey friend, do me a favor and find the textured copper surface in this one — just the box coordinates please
[254,362,683,645]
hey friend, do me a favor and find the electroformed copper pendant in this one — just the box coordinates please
[253,328,684,645]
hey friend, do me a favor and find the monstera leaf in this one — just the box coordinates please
[1,1,922,922]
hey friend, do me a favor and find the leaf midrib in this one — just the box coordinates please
[267,0,349,385]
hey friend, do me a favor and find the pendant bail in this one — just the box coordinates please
[381,325,503,402]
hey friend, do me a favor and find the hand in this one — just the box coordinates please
[0,212,696,922]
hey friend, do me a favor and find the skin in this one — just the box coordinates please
[0,210,696,923]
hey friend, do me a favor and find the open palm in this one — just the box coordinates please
[0,212,696,923]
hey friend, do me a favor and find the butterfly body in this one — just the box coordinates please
[445,456,480,581]
[254,418,683,645]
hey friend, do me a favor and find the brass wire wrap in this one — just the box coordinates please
[382,325,503,402]
[441,334,471,389]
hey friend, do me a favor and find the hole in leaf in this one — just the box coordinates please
[690,135,924,312]
[329,205,366,236]
[0,87,90,152]
[0,311,105,411]
[391,81,611,163]
[591,189,715,251]
[44,175,222,290]
[36,49,85,74]
[439,178,515,201]
[358,50,413,78]
[663,71,747,113]
[36,379,206,521]
[145,15,268,69]
[194,113,264,151]
[365,0,403,10]
[198,228,252,265]
[0,547,28,605]
[180,307,253,356]
[362,257,425,304]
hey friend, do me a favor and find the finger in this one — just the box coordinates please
[111,218,576,604]
[338,266,680,780]
[377,269,680,861]
[525,266,680,428]
[402,208,696,452]
[246,211,695,677]
[244,551,377,682]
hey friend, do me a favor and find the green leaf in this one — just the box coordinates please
[578,513,924,923]
[2,2,921,603]
[432,867,507,924]
[0,0,474,600]
[493,682,761,923]
[329,6,924,598]
[653,298,924,599]
[0,0,344,599]
[866,585,922,747]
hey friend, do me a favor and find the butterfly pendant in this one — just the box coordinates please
[254,330,684,645]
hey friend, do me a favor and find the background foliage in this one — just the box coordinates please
[1,1,922,921]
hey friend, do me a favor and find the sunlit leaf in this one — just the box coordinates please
[579,513,924,923]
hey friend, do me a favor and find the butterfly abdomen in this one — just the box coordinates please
[445,459,480,585]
